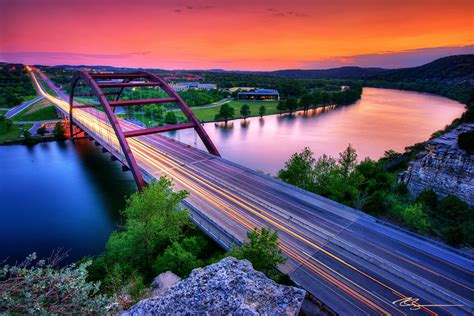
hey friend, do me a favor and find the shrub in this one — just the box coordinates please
[0,116,13,134]
[37,126,47,136]
[53,122,65,140]
[229,228,286,279]
[416,189,438,213]
[436,195,470,226]
[154,241,203,278]
[399,203,431,233]
[164,111,178,124]
[458,130,474,154]
[22,129,35,145]
[0,252,112,314]
[444,226,465,246]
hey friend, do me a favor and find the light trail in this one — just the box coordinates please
[28,67,473,315]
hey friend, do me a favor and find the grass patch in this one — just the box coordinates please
[14,106,59,122]
[177,100,279,122]
[0,123,32,143]
[22,95,37,102]
[22,98,51,114]
[118,99,319,124]
[75,97,97,105]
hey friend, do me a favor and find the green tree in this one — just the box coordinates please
[22,129,34,145]
[276,100,287,114]
[240,104,251,120]
[258,105,266,118]
[0,115,13,134]
[277,147,316,191]
[126,105,134,119]
[164,111,178,124]
[416,189,438,213]
[399,203,431,233]
[37,126,47,136]
[312,154,338,194]
[214,103,235,123]
[229,228,286,278]
[321,91,332,105]
[436,195,470,226]
[311,90,323,108]
[154,241,203,278]
[95,178,190,279]
[338,144,357,178]
[278,80,305,97]
[444,226,465,246]
[53,122,65,140]
[155,105,166,122]
[299,93,313,112]
[285,97,298,114]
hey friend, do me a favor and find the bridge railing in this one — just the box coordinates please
[182,200,242,251]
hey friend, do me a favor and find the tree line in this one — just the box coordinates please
[277,145,473,247]
[0,64,36,108]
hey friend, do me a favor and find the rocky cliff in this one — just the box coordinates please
[124,257,306,315]
[399,123,474,205]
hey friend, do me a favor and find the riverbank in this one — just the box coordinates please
[173,99,338,123]
[0,135,55,146]
[0,123,33,144]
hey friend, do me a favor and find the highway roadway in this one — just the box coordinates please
[5,95,44,119]
[29,67,474,315]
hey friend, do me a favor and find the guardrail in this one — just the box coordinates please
[182,200,242,250]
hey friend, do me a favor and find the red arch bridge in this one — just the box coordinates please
[28,67,473,315]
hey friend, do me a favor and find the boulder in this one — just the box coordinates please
[150,271,181,297]
[125,257,306,315]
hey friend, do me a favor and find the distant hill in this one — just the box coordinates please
[363,55,474,104]
[256,55,474,82]
[258,66,388,79]
[365,55,474,82]
[25,55,474,83]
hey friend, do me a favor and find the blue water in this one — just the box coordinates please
[0,140,136,263]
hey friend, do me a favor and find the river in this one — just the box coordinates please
[0,88,465,262]
[172,88,466,174]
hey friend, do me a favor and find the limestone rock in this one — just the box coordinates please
[150,271,181,297]
[399,123,474,205]
[125,257,306,315]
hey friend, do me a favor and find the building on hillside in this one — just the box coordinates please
[170,82,217,91]
[237,89,280,101]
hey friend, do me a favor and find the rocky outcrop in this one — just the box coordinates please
[399,123,474,205]
[125,257,306,315]
[150,271,181,297]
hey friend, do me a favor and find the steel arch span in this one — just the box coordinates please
[69,70,221,191]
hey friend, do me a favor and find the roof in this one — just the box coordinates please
[238,89,279,95]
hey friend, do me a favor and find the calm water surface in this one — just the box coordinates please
[0,140,136,263]
[0,88,465,262]
[172,88,465,174]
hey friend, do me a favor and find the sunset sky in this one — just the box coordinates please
[1,0,473,70]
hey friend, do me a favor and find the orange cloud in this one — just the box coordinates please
[0,0,472,69]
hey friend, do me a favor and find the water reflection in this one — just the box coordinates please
[0,140,136,264]
[173,88,465,174]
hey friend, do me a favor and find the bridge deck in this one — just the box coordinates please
[30,68,474,315]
